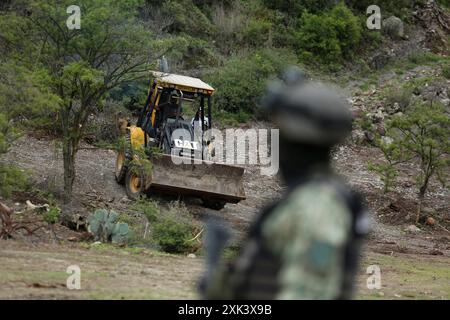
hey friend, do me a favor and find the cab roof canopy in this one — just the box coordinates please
[151,71,215,95]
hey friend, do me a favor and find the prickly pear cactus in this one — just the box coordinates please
[87,209,129,243]
[111,223,130,244]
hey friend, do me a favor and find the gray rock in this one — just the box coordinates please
[365,131,376,144]
[405,224,421,234]
[377,123,386,136]
[351,129,366,144]
[387,102,401,114]
[370,50,395,70]
[381,136,393,145]
[383,16,405,39]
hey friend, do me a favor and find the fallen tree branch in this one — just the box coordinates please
[0,201,47,239]
[437,224,450,235]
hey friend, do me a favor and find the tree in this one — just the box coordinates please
[368,137,403,193]
[0,62,59,198]
[378,101,449,223]
[0,0,168,202]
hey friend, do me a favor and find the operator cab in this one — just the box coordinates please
[136,72,214,158]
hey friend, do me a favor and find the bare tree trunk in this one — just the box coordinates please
[415,193,424,225]
[62,140,76,203]
[61,105,77,204]
[416,169,433,224]
[416,177,430,224]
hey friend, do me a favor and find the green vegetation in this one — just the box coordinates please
[0,62,57,198]
[345,0,424,20]
[0,0,448,204]
[0,0,173,202]
[389,102,449,197]
[206,48,297,114]
[295,3,362,69]
[358,252,450,300]
[43,206,61,225]
[438,0,450,9]
[87,209,131,244]
[383,85,413,112]
[371,101,449,221]
[151,202,199,254]
[0,165,28,199]
[368,160,399,194]
[407,51,447,65]
[153,216,193,253]
[132,198,160,223]
[443,64,450,79]
[131,199,199,254]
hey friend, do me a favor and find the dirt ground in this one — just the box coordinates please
[1,240,449,300]
[0,240,202,299]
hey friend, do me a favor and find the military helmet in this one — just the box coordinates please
[262,66,352,146]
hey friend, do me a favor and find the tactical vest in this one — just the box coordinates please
[226,176,369,300]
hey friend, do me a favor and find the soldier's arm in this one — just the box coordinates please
[202,262,234,299]
[262,185,352,300]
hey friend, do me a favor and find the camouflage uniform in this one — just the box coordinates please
[263,179,351,299]
[202,67,369,300]
[204,173,367,300]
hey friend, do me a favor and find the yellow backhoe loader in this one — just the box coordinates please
[115,72,246,210]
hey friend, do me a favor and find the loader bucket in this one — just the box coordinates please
[144,154,246,204]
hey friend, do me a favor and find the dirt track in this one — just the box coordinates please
[1,134,283,239]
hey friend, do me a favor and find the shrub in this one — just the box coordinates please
[131,200,198,253]
[206,48,297,114]
[153,215,193,253]
[367,136,402,193]
[213,110,252,127]
[0,113,28,198]
[383,85,413,111]
[345,0,418,20]
[263,0,336,16]
[43,206,60,225]
[295,3,362,68]
[437,0,450,8]
[163,0,215,38]
[132,198,159,223]
[0,164,28,198]
[368,161,398,193]
[408,51,444,65]
[443,64,450,79]
[241,18,272,48]
[152,202,197,253]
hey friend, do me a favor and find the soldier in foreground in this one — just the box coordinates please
[201,67,370,299]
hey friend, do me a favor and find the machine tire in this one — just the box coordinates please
[115,134,132,185]
[202,199,226,211]
[125,166,146,200]
[115,151,128,184]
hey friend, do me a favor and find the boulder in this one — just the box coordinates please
[405,224,421,234]
[383,16,405,39]
[370,49,395,70]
